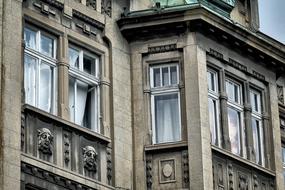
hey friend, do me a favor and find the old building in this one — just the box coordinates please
[0,0,285,189]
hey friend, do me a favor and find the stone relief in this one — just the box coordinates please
[146,155,153,190]
[37,128,54,155]
[101,0,112,17]
[238,174,248,190]
[86,0,97,10]
[83,146,98,172]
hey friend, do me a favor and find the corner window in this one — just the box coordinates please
[23,27,57,114]
[68,46,100,132]
[150,64,181,144]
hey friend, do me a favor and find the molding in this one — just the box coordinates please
[144,141,188,153]
[41,0,64,10]
[73,10,105,30]
[148,44,177,54]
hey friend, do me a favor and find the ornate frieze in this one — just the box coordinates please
[252,70,265,81]
[73,10,105,30]
[63,132,71,164]
[33,2,56,16]
[209,48,224,61]
[83,146,98,172]
[37,128,54,155]
[228,163,234,190]
[86,0,97,10]
[228,58,247,72]
[148,44,177,54]
[101,0,112,17]
[277,85,284,104]
[106,147,112,185]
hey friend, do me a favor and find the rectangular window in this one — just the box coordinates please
[250,89,264,165]
[150,64,181,144]
[207,70,221,146]
[24,27,57,114]
[68,46,100,132]
[226,79,245,156]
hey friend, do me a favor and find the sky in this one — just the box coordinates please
[259,0,285,44]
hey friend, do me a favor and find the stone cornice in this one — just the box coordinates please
[117,6,285,68]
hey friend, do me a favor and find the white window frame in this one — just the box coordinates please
[68,45,100,133]
[207,69,221,147]
[24,26,57,114]
[250,89,265,166]
[150,64,181,144]
[226,79,246,157]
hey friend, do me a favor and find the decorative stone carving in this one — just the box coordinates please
[238,174,248,190]
[159,159,176,183]
[146,155,152,190]
[37,128,53,155]
[86,0,97,10]
[106,147,112,185]
[209,48,224,60]
[101,0,112,17]
[228,58,247,72]
[63,132,71,164]
[162,164,173,178]
[277,85,284,104]
[21,113,25,150]
[253,174,258,189]
[148,44,177,54]
[182,150,189,187]
[83,146,98,172]
[228,164,234,190]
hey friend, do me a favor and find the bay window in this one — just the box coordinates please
[150,64,181,144]
[68,46,100,132]
[24,27,57,114]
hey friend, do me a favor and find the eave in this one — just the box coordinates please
[117,5,285,71]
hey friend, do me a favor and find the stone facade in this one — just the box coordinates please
[0,0,284,190]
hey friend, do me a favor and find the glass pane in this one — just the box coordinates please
[208,98,218,145]
[228,107,241,155]
[24,54,37,106]
[39,62,53,112]
[69,48,79,68]
[252,118,261,164]
[82,86,97,131]
[208,71,217,92]
[24,28,36,50]
[153,68,161,87]
[162,67,169,86]
[69,77,76,122]
[83,54,96,76]
[250,90,261,113]
[170,66,177,85]
[282,147,285,164]
[167,0,185,6]
[226,80,240,103]
[40,34,54,57]
[75,80,88,126]
[154,93,180,143]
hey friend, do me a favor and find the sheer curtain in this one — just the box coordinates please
[24,54,37,106]
[155,93,180,143]
[39,62,52,112]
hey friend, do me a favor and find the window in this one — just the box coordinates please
[207,67,267,166]
[207,70,221,146]
[226,79,245,156]
[68,46,100,132]
[150,64,181,144]
[250,89,264,165]
[23,27,57,113]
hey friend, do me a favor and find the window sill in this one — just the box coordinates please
[212,145,275,176]
[22,104,111,144]
[144,141,187,153]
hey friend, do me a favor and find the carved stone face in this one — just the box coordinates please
[37,128,53,155]
[83,146,97,172]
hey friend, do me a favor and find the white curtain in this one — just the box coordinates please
[155,93,180,143]
[76,80,88,126]
[24,54,37,106]
[39,62,52,112]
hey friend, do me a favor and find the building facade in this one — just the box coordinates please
[0,0,285,190]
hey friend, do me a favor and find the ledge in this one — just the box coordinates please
[21,154,115,190]
[22,104,111,144]
[212,145,276,177]
[144,141,188,153]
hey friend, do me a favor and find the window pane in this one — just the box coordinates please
[24,28,36,50]
[83,54,96,76]
[208,98,219,145]
[282,147,285,164]
[24,54,37,106]
[252,118,262,164]
[69,77,76,123]
[226,80,241,104]
[69,48,79,68]
[154,93,180,143]
[83,86,97,130]
[228,107,241,155]
[40,34,54,57]
[250,90,261,113]
[162,67,169,86]
[153,68,161,87]
[208,71,217,92]
[170,66,177,85]
[39,62,53,112]
[75,80,88,126]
